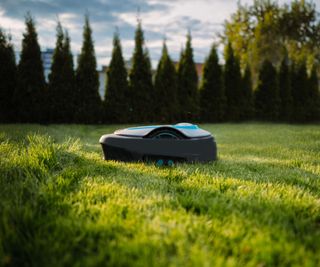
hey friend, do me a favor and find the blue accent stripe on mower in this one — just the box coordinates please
[127,125,161,130]
[174,125,199,130]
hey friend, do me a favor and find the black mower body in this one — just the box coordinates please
[99,123,217,164]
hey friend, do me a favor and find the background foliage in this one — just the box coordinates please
[0,0,319,123]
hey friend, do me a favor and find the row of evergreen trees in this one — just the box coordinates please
[202,43,319,122]
[0,14,101,124]
[109,27,320,123]
[0,14,319,124]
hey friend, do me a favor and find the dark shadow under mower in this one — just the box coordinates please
[99,123,217,166]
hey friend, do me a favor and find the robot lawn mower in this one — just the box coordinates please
[99,123,217,165]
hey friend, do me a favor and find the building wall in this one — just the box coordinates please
[98,70,106,100]
[98,66,108,100]
[41,48,54,81]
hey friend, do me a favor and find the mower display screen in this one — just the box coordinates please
[152,132,180,139]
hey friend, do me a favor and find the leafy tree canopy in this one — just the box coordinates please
[223,0,320,80]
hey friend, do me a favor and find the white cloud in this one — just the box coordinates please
[0,8,25,49]
[1,0,319,68]
[59,13,81,31]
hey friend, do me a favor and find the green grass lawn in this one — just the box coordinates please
[0,123,320,267]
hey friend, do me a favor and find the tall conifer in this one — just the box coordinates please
[307,65,320,121]
[177,33,199,121]
[224,42,242,121]
[154,41,178,122]
[200,45,225,122]
[255,60,280,120]
[129,21,153,123]
[0,29,16,122]
[241,65,253,120]
[48,23,75,123]
[291,61,309,122]
[14,13,46,123]
[63,32,76,122]
[105,31,129,123]
[75,15,101,123]
[278,56,293,121]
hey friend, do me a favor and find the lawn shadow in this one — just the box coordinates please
[61,151,320,254]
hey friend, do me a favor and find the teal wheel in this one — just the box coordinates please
[167,160,174,166]
[156,159,164,166]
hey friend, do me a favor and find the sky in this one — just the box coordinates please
[0,0,319,69]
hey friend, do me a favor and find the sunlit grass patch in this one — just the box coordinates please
[0,123,319,266]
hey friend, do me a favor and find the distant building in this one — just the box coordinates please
[194,63,204,80]
[98,65,108,99]
[173,61,204,81]
[41,48,54,81]
[14,51,20,64]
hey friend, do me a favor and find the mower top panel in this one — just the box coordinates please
[114,123,211,139]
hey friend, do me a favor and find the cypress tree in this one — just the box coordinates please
[255,59,280,120]
[129,21,153,123]
[278,56,293,121]
[48,22,64,122]
[307,65,320,121]
[154,41,178,122]
[241,64,253,120]
[48,23,75,123]
[177,33,199,121]
[13,13,46,123]
[63,32,76,122]
[104,31,129,123]
[224,42,242,121]
[143,48,154,121]
[291,61,309,122]
[199,45,225,122]
[0,29,16,122]
[75,15,101,124]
